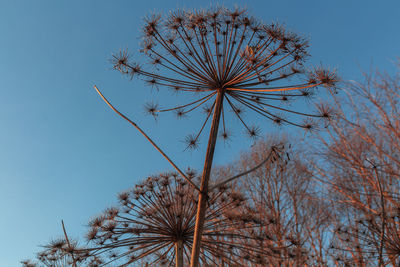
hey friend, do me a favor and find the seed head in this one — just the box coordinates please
[85,172,269,266]
[112,7,339,145]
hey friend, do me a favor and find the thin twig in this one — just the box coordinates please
[210,145,281,191]
[93,85,200,192]
[61,220,77,267]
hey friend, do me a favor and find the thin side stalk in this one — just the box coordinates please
[61,220,77,267]
[190,90,225,267]
[93,85,200,192]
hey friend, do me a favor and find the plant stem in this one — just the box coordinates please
[61,220,77,267]
[175,240,183,267]
[190,89,225,267]
[374,167,385,267]
[93,85,200,192]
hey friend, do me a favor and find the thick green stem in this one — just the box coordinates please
[190,90,225,267]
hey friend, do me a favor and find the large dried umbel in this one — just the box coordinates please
[85,172,284,266]
[112,7,338,144]
[21,238,102,267]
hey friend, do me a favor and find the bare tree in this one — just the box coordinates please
[315,63,400,266]
[214,137,333,266]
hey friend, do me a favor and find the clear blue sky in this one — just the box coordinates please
[0,0,399,265]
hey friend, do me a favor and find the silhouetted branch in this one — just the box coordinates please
[61,220,77,267]
[210,144,282,191]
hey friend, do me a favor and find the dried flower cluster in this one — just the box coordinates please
[21,239,102,267]
[112,7,338,146]
[84,172,285,266]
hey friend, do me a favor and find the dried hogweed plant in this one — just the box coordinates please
[21,238,102,267]
[94,7,338,266]
[85,172,284,267]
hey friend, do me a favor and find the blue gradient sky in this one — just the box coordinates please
[0,0,399,265]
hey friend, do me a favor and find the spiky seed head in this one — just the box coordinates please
[247,125,261,139]
[175,108,186,118]
[111,7,339,147]
[144,102,159,118]
[84,172,269,266]
[184,134,199,150]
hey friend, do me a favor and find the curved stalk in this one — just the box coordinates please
[210,145,281,191]
[93,85,200,192]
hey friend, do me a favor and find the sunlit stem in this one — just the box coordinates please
[190,89,225,267]
[175,240,184,267]
[61,220,77,267]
